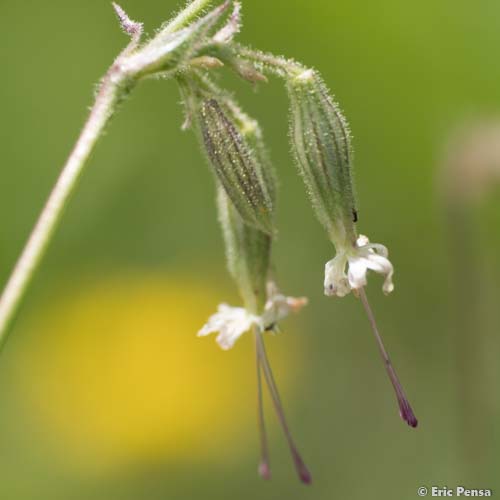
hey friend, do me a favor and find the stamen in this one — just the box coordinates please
[358,288,418,428]
[255,333,312,484]
[254,331,271,480]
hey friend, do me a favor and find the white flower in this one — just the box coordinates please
[198,304,258,350]
[198,289,308,350]
[261,292,308,329]
[324,234,394,297]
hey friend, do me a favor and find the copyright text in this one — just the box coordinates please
[417,486,492,497]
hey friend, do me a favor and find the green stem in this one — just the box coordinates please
[0,63,132,352]
[162,0,215,35]
[235,45,305,78]
[0,0,228,352]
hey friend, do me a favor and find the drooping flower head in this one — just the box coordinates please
[179,71,312,482]
[224,46,417,428]
[285,67,417,428]
[287,69,395,299]
[171,0,415,467]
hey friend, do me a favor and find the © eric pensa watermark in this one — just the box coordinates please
[418,486,492,497]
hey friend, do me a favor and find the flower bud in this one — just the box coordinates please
[180,76,276,235]
[202,99,275,234]
[287,69,357,249]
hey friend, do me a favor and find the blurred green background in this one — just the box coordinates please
[1,0,500,498]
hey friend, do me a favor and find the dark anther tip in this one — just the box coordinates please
[299,469,313,485]
[400,407,418,429]
[258,462,271,480]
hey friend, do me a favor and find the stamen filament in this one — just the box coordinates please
[254,331,271,480]
[358,287,418,428]
[255,333,312,484]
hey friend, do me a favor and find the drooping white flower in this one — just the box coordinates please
[198,304,258,350]
[324,234,394,298]
[285,64,416,429]
[198,289,308,350]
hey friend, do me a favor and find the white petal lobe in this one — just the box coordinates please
[198,304,257,350]
[323,234,395,297]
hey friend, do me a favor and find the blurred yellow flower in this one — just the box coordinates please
[11,273,300,474]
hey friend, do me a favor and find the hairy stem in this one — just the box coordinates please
[236,45,305,78]
[163,0,215,35]
[0,64,131,351]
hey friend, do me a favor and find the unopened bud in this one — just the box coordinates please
[196,97,276,234]
[188,56,224,70]
[231,58,268,83]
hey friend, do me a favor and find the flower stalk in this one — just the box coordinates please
[0,1,234,352]
[0,48,133,352]
[161,0,216,35]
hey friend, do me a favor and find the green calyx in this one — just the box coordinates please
[179,74,276,236]
[217,186,271,313]
[287,70,358,249]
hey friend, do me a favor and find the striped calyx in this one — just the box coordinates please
[197,97,276,235]
[217,185,271,312]
[287,69,357,249]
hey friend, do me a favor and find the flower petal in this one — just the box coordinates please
[198,304,257,350]
[347,256,369,289]
[261,293,308,329]
[364,253,394,294]
[324,255,351,297]
[347,235,395,294]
